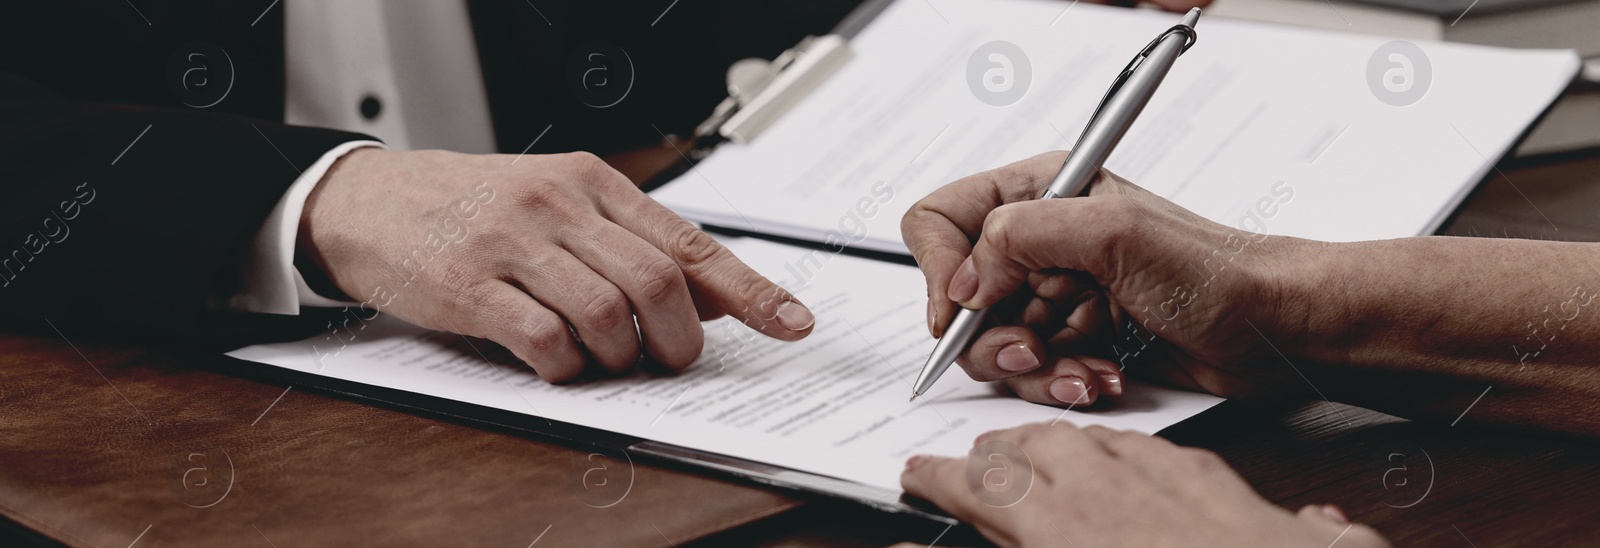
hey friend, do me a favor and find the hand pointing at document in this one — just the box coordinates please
[300,149,815,382]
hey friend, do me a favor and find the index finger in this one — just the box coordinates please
[901,151,1068,336]
[598,182,814,341]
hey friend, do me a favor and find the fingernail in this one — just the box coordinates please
[1322,504,1349,524]
[776,300,814,331]
[926,299,937,338]
[1100,374,1123,396]
[947,259,978,303]
[996,344,1039,372]
[905,454,930,472]
[1049,377,1090,406]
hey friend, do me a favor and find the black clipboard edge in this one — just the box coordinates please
[192,346,1248,542]
[189,350,963,528]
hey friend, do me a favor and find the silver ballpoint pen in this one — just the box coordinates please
[911,8,1201,401]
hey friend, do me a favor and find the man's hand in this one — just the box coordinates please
[901,151,1322,406]
[897,423,1389,548]
[298,148,814,381]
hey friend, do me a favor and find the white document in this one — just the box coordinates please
[227,236,1223,493]
[650,0,1579,254]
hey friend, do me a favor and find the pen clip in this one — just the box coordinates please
[1076,23,1199,147]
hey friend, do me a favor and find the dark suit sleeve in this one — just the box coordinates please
[0,73,372,349]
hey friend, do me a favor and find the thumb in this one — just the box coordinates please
[952,196,1125,309]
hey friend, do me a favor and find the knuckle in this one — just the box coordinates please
[451,279,502,322]
[564,150,606,170]
[899,202,926,232]
[981,207,1016,254]
[901,199,938,232]
[437,258,490,299]
[583,290,633,332]
[563,151,616,183]
[668,223,724,268]
[635,256,686,305]
[902,209,957,260]
[523,314,570,354]
[507,314,583,384]
[529,244,567,270]
[514,178,567,208]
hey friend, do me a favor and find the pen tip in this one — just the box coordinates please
[909,394,919,402]
[1180,7,1201,27]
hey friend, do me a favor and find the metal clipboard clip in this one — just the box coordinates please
[691,35,855,153]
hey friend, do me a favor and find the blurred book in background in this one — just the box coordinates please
[1209,0,1600,156]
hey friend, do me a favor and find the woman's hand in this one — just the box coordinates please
[901,151,1323,406]
[896,423,1389,548]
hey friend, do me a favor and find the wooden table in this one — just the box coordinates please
[5,149,1599,547]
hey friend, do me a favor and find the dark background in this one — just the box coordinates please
[2,0,868,155]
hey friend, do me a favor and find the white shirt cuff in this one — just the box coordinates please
[229,140,386,315]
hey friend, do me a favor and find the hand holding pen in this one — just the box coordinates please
[908,8,1201,403]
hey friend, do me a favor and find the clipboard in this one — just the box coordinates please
[691,0,892,150]
[642,0,897,194]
